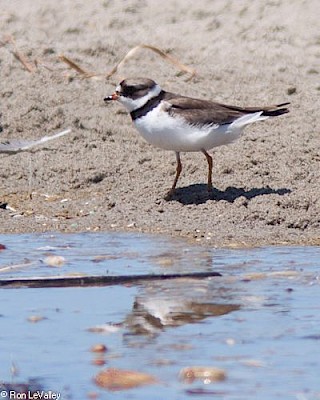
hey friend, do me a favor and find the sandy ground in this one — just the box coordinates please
[0,0,319,247]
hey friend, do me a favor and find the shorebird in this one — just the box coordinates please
[105,78,289,197]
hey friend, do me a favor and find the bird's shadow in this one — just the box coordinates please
[166,184,291,205]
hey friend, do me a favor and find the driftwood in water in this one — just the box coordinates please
[0,271,222,288]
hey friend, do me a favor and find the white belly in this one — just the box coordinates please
[133,107,244,152]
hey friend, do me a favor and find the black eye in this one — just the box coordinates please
[122,84,151,99]
[124,86,135,95]
[122,85,142,98]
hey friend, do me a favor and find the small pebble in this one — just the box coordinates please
[87,324,121,334]
[92,358,106,366]
[91,344,108,353]
[27,315,47,323]
[180,366,227,383]
[225,338,236,346]
[87,392,99,399]
[287,87,297,95]
[94,368,157,390]
[44,255,66,267]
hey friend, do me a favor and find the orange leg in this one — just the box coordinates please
[201,149,213,191]
[166,152,182,197]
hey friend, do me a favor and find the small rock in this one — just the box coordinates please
[27,315,47,323]
[44,255,66,267]
[91,344,108,353]
[92,358,106,366]
[155,257,174,267]
[87,392,99,399]
[87,324,121,334]
[287,87,297,95]
[94,368,157,390]
[180,366,227,383]
[225,338,236,346]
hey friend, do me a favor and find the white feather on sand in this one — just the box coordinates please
[0,129,71,155]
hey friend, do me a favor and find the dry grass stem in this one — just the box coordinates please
[1,34,36,73]
[58,55,96,78]
[106,44,196,80]
[60,44,196,81]
[2,37,196,80]
[12,50,36,73]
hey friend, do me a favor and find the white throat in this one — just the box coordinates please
[117,84,162,112]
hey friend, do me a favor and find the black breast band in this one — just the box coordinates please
[130,91,165,120]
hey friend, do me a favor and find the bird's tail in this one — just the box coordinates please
[261,102,290,117]
[225,102,290,117]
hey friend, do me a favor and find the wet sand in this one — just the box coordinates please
[1,0,319,246]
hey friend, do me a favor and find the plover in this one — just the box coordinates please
[105,78,289,197]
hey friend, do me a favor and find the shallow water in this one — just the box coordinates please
[0,233,320,399]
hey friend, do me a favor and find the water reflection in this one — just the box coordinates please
[122,279,240,335]
[1,234,320,400]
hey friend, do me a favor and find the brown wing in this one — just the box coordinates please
[163,92,289,126]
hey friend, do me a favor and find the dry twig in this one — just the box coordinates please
[0,270,221,288]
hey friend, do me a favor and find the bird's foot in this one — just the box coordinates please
[164,188,176,200]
